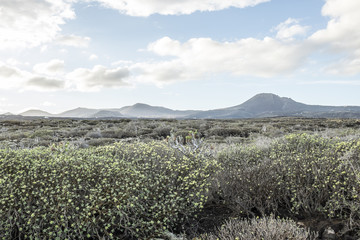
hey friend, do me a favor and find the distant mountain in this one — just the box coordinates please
[8,93,360,119]
[192,93,308,118]
[2,112,14,116]
[56,107,100,118]
[116,103,199,118]
[189,93,360,119]
[89,110,123,118]
[20,109,53,117]
[232,93,308,113]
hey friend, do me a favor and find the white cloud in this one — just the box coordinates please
[67,65,130,91]
[0,62,28,89]
[324,51,360,76]
[147,37,182,56]
[33,59,65,75]
[25,77,66,91]
[298,80,360,86]
[132,60,188,85]
[0,65,22,78]
[274,18,309,40]
[0,0,75,49]
[311,0,360,50]
[132,36,309,85]
[89,54,98,60]
[310,0,360,75]
[2,0,359,92]
[92,0,270,16]
[1,60,132,92]
[0,61,66,91]
[56,34,91,48]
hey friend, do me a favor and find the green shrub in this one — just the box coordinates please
[197,215,318,240]
[87,138,114,147]
[214,133,360,236]
[117,129,137,139]
[271,134,360,225]
[100,129,134,139]
[0,142,218,239]
[215,143,280,217]
[209,128,250,138]
[30,129,54,139]
[154,127,172,139]
[85,130,102,139]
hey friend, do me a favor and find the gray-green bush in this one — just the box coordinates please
[197,215,318,240]
[213,133,360,237]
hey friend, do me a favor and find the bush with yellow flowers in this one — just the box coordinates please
[271,134,360,232]
[0,141,218,239]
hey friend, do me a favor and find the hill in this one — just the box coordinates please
[20,109,53,117]
[116,103,199,118]
[189,93,360,119]
[8,93,360,119]
[56,107,100,118]
[89,110,124,118]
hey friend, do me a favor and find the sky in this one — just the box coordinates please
[1,0,360,114]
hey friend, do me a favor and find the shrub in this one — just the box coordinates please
[209,128,249,138]
[214,133,360,236]
[270,134,360,233]
[271,135,356,212]
[197,215,318,240]
[85,130,102,139]
[0,141,218,239]
[87,138,114,147]
[101,129,134,139]
[117,129,137,139]
[215,143,280,217]
[66,128,87,138]
[30,129,54,140]
[167,130,213,157]
[154,127,172,139]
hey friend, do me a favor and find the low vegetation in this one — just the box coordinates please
[197,216,319,240]
[211,133,360,239]
[1,117,360,239]
[0,142,217,239]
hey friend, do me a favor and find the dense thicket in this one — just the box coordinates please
[213,134,360,238]
[0,142,216,239]
[1,118,360,239]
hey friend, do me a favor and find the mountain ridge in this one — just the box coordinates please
[7,93,360,119]
[19,109,53,117]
